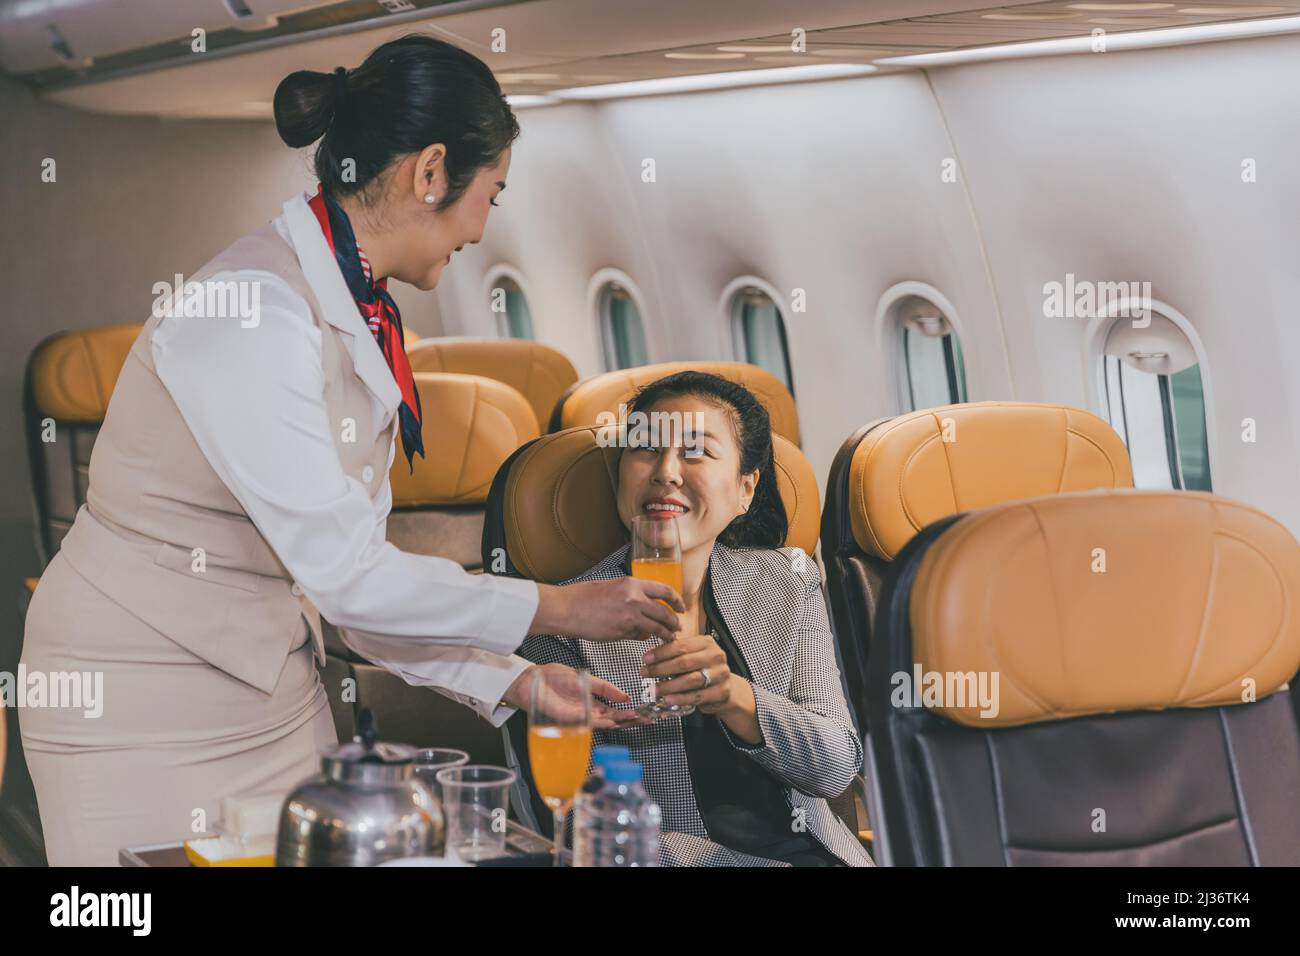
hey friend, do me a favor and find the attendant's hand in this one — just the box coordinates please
[530,579,685,642]
[639,633,737,715]
[503,663,642,730]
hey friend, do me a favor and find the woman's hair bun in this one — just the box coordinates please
[273,69,339,148]
[272,35,519,207]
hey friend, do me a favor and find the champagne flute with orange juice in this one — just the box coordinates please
[630,513,694,719]
[528,668,594,866]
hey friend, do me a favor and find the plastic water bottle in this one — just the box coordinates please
[573,759,661,867]
[573,744,631,820]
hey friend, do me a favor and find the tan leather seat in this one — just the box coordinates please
[821,401,1133,724]
[550,361,801,446]
[405,337,578,436]
[23,324,142,570]
[868,489,1300,865]
[323,372,538,761]
[388,372,540,556]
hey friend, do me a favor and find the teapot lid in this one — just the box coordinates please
[321,710,416,781]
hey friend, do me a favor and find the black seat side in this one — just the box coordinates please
[820,419,892,723]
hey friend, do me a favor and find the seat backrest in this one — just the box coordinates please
[868,489,1300,866]
[821,402,1133,722]
[550,361,801,447]
[385,372,538,569]
[405,337,578,436]
[24,324,142,566]
[482,424,819,584]
[323,373,536,763]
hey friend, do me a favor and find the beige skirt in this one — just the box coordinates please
[19,551,337,866]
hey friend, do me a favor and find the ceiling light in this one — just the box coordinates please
[1067,2,1175,8]
[807,46,892,56]
[874,14,1300,65]
[496,73,561,82]
[716,44,793,53]
[506,94,562,109]
[981,11,1082,18]
[550,64,876,101]
[663,51,745,60]
[1178,4,1293,11]
[754,55,821,64]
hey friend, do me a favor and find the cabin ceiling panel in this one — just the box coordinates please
[4,0,1295,118]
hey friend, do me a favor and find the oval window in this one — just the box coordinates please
[598,282,649,370]
[894,295,968,411]
[730,286,794,393]
[1101,313,1212,491]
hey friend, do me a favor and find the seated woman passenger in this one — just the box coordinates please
[520,372,872,867]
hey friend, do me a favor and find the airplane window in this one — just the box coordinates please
[1101,314,1212,491]
[897,297,968,411]
[490,276,534,340]
[599,282,648,370]
[730,287,794,393]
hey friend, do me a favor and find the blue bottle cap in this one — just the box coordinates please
[592,745,631,766]
[602,760,643,784]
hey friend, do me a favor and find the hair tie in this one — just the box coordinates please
[331,66,348,105]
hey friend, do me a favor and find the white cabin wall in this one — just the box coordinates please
[447,36,1300,535]
[929,33,1300,534]
[442,73,1010,491]
[432,103,652,376]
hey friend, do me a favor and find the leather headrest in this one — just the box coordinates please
[908,490,1300,728]
[405,337,578,433]
[849,402,1132,560]
[390,373,538,507]
[500,426,819,584]
[29,324,142,422]
[553,361,801,446]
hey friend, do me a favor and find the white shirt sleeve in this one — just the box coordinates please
[150,269,539,715]
[336,461,531,726]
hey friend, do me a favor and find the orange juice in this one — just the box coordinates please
[631,557,683,603]
[528,724,593,809]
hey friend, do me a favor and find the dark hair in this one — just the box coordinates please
[273,34,519,210]
[628,371,788,550]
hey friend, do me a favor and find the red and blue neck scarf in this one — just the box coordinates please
[308,184,424,471]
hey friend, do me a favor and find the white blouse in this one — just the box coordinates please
[149,193,538,726]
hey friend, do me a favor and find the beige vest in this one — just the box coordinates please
[58,215,398,694]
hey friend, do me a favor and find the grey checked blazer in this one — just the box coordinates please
[517,543,874,867]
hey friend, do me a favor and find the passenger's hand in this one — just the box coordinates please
[503,663,641,730]
[530,579,684,642]
[640,632,735,714]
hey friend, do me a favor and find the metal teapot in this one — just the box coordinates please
[275,709,445,866]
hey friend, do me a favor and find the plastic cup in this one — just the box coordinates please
[435,764,516,862]
[412,748,469,803]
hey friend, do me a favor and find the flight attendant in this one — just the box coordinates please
[19,34,682,866]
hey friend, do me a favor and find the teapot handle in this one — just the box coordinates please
[356,708,378,752]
